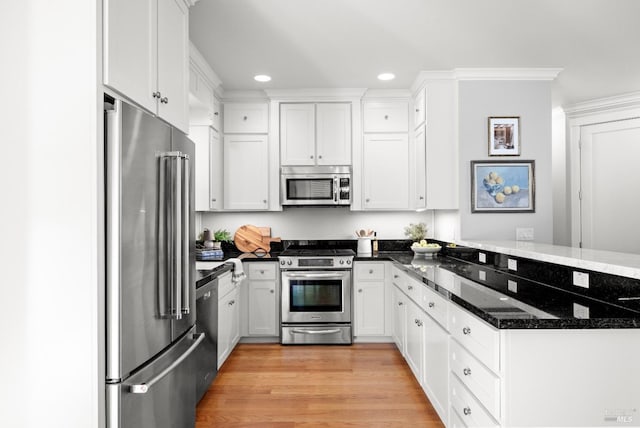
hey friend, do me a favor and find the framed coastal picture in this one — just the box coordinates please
[471,160,535,213]
[488,116,520,156]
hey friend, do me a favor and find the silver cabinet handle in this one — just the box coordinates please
[214,111,219,116]
[358,289,363,293]
[286,273,345,279]
[369,269,374,274]
[428,302,435,308]
[310,155,314,159]
[318,155,322,159]
[270,289,274,294]
[463,326,471,335]
[393,275,399,279]
[263,199,267,204]
[408,285,413,290]
[291,329,340,335]
[153,91,161,99]
[260,270,265,274]
[243,115,248,121]
[130,333,204,394]
[366,198,370,202]
[160,97,169,104]
[419,196,424,200]
[398,302,403,306]
[384,115,389,120]
[211,198,216,202]
[463,367,472,376]
[463,407,471,416]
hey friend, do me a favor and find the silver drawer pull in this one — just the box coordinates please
[463,407,471,416]
[428,302,435,308]
[462,326,471,335]
[463,367,472,376]
[398,302,403,306]
[270,289,274,294]
[408,285,413,290]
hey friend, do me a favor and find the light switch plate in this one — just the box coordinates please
[508,259,518,271]
[516,228,534,241]
[573,271,590,288]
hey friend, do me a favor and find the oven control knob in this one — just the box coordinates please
[287,260,293,266]
[346,259,351,265]
[339,259,344,265]
[280,260,285,266]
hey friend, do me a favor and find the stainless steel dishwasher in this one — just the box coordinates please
[194,275,218,402]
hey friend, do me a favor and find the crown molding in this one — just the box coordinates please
[362,89,412,100]
[453,68,562,81]
[183,0,200,7]
[264,88,367,101]
[410,70,456,93]
[222,90,269,102]
[189,42,222,90]
[563,91,640,118]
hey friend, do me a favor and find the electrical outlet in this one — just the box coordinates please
[479,252,486,263]
[516,228,534,241]
[573,271,590,288]
[479,270,486,281]
[508,258,518,271]
[573,303,590,319]
[508,280,518,293]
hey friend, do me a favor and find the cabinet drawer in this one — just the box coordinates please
[355,262,385,280]
[217,272,234,300]
[247,262,277,280]
[391,265,406,287]
[363,102,409,133]
[450,340,500,419]
[449,304,500,373]
[449,406,468,428]
[223,103,268,133]
[403,276,423,305]
[450,375,499,428]
[421,286,448,330]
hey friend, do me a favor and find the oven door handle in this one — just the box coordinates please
[284,273,346,279]
[291,329,341,335]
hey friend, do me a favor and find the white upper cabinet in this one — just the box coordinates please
[104,0,189,132]
[413,87,426,129]
[280,103,316,165]
[223,103,269,134]
[414,124,427,210]
[280,103,351,166]
[363,102,409,133]
[316,103,352,165]
[223,134,269,210]
[189,126,222,211]
[362,134,410,210]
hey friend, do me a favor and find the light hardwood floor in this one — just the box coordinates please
[196,343,445,427]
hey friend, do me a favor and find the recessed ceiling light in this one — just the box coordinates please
[254,74,271,82]
[377,73,395,81]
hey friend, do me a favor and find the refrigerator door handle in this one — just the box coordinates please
[181,154,190,314]
[173,153,183,319]
[129,333,204,394]
[158,154,171,318]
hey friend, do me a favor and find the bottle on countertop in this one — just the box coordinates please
[372,232,378,255]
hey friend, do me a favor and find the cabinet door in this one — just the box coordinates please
[414,124,427,210]
[363,102,409,133]
[354,281,385,336]
[392,286,406,354]
[229,287,240,350]
[405,300,424,383]
[191,126,222,211]
[224,103,269,133]
[248,281,277,336]
[280,103,315,165]
[209,129,223,210]
[103,0,157,114]
[217,290,231,369]
[362,134,410,210]
[413,87,426,129]
[316,103,351,165]
[423,315,449,425]
[157,0,189,132]
[212,97,222,131]
[223,135,269,210]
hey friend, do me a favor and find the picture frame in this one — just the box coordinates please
[488,116,520,156]
[471,160,535,213]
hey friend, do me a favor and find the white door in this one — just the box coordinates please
[354,281,385,336]
[362,134,410,210]
[223,135,269,210]
[316,103,352,165]
[579,118,640,253]
[280,103,315,165]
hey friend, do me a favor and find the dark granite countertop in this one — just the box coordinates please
[356,251,640,329]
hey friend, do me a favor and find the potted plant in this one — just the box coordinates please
[211,229,232,249]
[403,222,428,242]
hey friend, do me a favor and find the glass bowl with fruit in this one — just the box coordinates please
[411,240,441,256]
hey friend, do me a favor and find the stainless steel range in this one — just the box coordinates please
[279,247,355,345]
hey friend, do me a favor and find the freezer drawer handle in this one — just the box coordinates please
[129,333,204,394]
[291,329,341,335]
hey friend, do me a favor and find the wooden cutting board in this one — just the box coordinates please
[234,225,267,252]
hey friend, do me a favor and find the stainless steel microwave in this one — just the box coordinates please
[281,166,351,206]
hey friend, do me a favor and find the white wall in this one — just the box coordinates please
[198,209,435,241]
[457,80,553,243]
[552,107,570,245]
[0,2,102,428]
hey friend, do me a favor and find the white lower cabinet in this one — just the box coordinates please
[246,262,278,336]
[392,285,406,354]
[353,262,387,337]
[422,314,449,424]
[217,272,239,369]
[405,299,424,381]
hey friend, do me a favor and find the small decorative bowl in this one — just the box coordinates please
[411,245,441,255]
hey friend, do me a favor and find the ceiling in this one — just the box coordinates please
[189,0,640,107]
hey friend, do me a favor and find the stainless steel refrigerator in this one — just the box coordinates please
[105,97,202,428]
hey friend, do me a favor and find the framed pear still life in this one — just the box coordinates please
[488,116,520,156]
[471,160,535,213]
